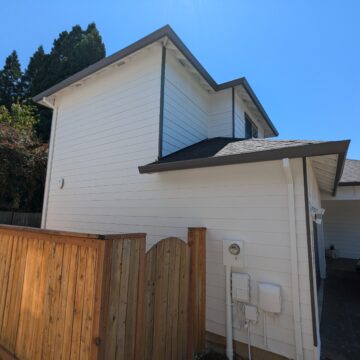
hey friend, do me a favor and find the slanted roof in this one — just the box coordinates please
[139,138,350,195]
[339,159,360,186]
[32,25,278,136]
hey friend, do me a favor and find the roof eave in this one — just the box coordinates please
[32,26,277,135]
[139,140,350,174]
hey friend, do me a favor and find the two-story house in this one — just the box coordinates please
[33,25,357,360]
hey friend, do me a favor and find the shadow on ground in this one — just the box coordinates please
[320,258,360,360]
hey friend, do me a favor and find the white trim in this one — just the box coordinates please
[41,98,58,229]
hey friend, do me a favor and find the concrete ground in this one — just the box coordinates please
[320,258,360,360]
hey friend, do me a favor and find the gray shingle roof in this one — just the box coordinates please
[139,137,349,176]
[339,159,360,184]
[155,138,323,164]
[215,139,322,157]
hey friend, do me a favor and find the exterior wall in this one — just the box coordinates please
[46,130,315,360]
[43,46,316,359]
[208,89,233,138]
[162,51,210,156]
[234,91,245,138]
[322,200,360,259]
[162,53,267,156]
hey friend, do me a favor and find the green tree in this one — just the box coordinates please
[0,103,39,131]
[0,105,46,211]
[23,46,47,97]
[0,51,24,108]
[24,22,106,141]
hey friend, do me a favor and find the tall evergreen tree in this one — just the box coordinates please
[0,51,24,108]
[23,46,47,97]
[24,23,106,141]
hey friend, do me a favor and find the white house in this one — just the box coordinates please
[33,25,358,360]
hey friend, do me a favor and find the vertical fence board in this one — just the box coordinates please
[0,225,205,360]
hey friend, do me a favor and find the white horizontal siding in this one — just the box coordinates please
[323,200,360,258]
[235,89,265,138]
[162,51,209,156]
[45,45,316,358]
[234,91,245,138]
[208,89,232,138]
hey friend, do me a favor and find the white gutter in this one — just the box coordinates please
[40,97,58,229]
[282,158,304,360]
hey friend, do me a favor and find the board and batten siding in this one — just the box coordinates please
[322,199,360,259]
[162,50,209,156]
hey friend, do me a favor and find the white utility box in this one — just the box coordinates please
[223,240,244,268]
[244,304,258,322]
[231,272,250,302]
[258,283,281,313]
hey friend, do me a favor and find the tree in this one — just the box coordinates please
[0,104,46,211]
[23,46,47,97]
[24,22,106,141]
[0,51,24,108]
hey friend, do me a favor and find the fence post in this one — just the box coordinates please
[187,227,206,358]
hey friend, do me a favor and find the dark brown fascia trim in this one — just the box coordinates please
[219,78,278,136]
[339,181,360,187]
[32,25,278,136]
[332,150,348,196]
[232,87,235,137]
[32,25,172,102]
[138,140,350,174]
[302,157,318,347]
[158,45,166,158]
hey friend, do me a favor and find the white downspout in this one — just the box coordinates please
[41,97,58,229]
[282,158,304,360]
[225,265,233,360]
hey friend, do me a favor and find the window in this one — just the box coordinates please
[245,114,258,138]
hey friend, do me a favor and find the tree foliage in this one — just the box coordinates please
[0,51,25,109]
[0,22,105,211]
[0,107,47,211]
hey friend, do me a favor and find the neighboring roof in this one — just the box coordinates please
[339,159,360,186]
[32,25,278,136]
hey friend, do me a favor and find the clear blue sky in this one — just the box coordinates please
[1,0,359,158]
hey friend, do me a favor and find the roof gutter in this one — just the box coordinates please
[139,140,350,174]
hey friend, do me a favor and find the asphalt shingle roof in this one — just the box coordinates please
[156,138,323,163]
[139,137,350,178]
[340,159,360,184]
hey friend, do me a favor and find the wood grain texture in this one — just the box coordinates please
[0,228,145,360]
[0,227,205,360]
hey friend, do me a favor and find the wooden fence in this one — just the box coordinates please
[0,225,206,360]
[0,212,41,228]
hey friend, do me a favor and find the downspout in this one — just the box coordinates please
[282,158,304,360]
[41,97,58,229]
[225,265,233,360]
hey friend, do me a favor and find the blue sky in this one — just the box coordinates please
[1,0,359,158]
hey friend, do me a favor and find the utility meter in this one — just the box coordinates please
[229,243,241,256]
[223,240,244,268]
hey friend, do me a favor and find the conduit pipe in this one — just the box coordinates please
[41,97,58,229]
[282,158,304,360]
[225,265,233,360]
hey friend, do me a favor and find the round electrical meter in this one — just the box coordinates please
[228,243,241,256]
